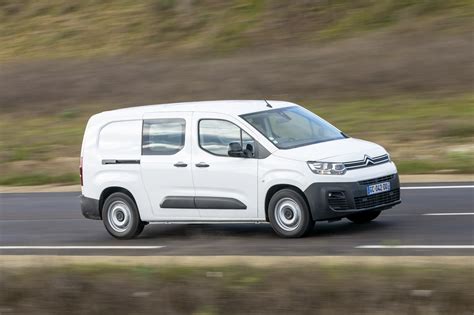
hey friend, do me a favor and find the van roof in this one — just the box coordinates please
[100,100,296,118]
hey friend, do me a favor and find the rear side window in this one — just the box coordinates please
[199,119,255,157]
[142,119,185,155]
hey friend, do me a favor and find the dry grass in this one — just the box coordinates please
[0,263,473,314]
[1,0,472,62]
[1,31,473,112]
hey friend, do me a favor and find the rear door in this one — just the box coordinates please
[140,112,199,219]
[191,112,259,219]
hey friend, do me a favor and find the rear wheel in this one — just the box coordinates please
[102,192,144,239]
[268,189,314,238]
[347,210,381,224]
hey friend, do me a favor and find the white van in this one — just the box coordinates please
[80,100,400,239]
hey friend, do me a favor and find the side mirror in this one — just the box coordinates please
[244,143,254,158]
[228,142,244,157]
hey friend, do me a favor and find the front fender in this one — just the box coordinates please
[258,157,311,219]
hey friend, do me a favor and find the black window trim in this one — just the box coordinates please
[198,118,259,158]
[240,106,348,150]
[141,118,186,156]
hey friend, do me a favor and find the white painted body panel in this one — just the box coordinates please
[80,116,155,220]
[140,112,198,220]
[191,112,259,219]
[80,100,398,223]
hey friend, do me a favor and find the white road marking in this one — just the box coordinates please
[0,219,85,222]
[401,185,474,190]
[0,246,164,250]
[423,213,474,216]
[356,245,474,249]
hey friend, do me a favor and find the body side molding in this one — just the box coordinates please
[102,159,141,165]
[160,196,195,209]
[160,196,247,209]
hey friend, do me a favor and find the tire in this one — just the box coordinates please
[347,210,381,224]
[102,192,145,239]
[134,222,145,237]
[268,189,314,238]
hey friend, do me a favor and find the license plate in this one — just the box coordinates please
[367,182,390,195]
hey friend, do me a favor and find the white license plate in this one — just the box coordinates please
[367,182,390,195]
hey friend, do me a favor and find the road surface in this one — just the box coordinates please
[1,183,473,256]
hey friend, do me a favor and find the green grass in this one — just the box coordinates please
[0,0,472,61]
[0,173,79,186]
[303,95,474,136]
[318,0,473,40]
[211,0,265,52]
[1,111,86,162]
[396,153,474,174]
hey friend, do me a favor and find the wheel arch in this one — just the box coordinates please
[99,186,137,219]
[264,184,312,221]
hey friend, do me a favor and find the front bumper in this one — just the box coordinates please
[80,195,101,220]
[303,173,401,221]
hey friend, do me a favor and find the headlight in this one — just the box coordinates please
[307,161,346,175]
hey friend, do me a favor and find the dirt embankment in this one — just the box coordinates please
[1,31,472,113]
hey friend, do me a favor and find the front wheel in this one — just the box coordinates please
[102,192,145,239]
[268,189,314,238]
[347,210,381,224]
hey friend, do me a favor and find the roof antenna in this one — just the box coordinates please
[264,99,272,108]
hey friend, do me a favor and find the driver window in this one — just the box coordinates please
[199,119,254,157]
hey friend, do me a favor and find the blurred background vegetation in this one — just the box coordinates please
[0,0,473,185]
[1,263,473,314]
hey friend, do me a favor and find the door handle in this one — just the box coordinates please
[195,162,210,168]
[173,162,188,167]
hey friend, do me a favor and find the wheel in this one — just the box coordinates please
[347,210,381,224]
[102,192,145,239]
[268,189,314,238]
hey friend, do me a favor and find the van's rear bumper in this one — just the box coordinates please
[303,173,401,221]
[80,195,101,220]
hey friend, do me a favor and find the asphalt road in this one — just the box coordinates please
[0,183,473,256]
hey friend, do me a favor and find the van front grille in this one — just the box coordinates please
[354,189,400,209]
[344,154,390,170]
[359,174,395,186]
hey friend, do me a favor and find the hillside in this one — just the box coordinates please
[0,0,473,185]
[1,0,472,61]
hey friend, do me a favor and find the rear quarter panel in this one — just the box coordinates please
[81,117,154,221]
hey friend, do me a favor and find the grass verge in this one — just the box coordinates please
[0,172,78,186]
[0,262,473,314]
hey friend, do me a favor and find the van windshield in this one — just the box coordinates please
[241,106,346,149]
